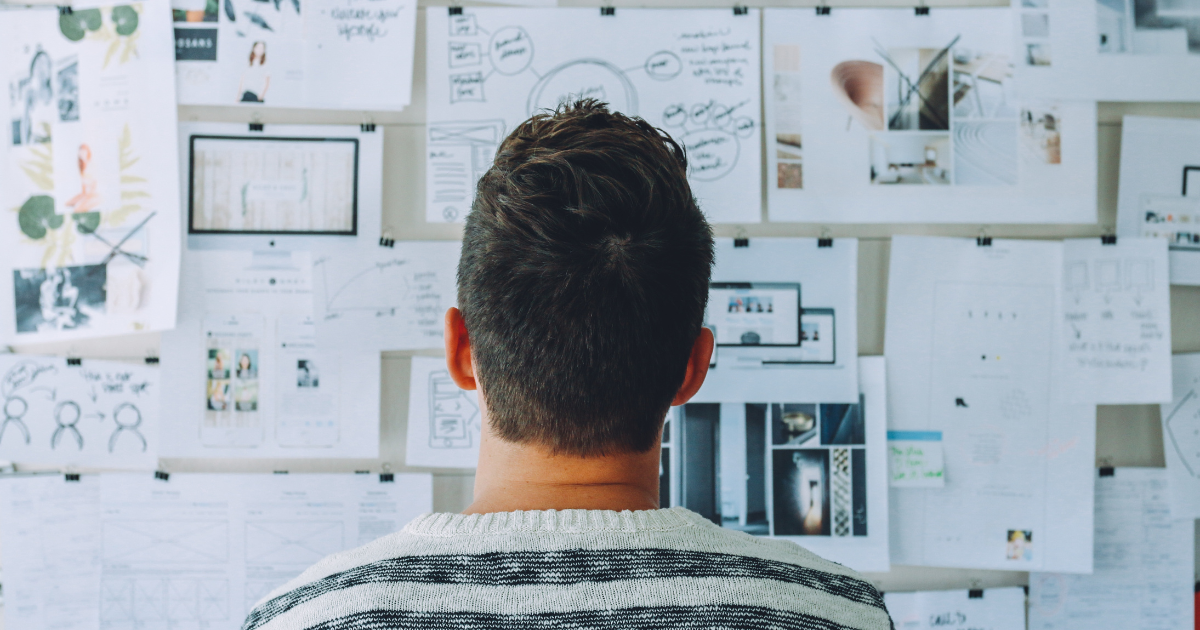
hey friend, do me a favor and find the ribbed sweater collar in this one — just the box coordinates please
[404,506,709,537]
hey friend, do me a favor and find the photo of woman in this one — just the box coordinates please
[66,143,100,213]
[238,41,269,103]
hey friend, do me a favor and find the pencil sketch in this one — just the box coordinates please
[1164,388,1200,478]
[428,369,479,449]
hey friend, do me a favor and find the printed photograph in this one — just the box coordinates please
[235,349,258,379]
[13,265,106,333]
[773,449,831,536]
[206,379,230,411]
[1098,0,1200,54]
[773,43,804,189]
[207,348,232,379]
[1025,42,1052,66]
[772,403,817,445]
[884,47,951,131]
[869,133,952,185]
[172,0,218,22]
[677,403,769,536]
[297,359,319,388]
[1021,106,1062,165]
[1006,529,1033,560]
[235,379,259,412]
[820,401,865,445]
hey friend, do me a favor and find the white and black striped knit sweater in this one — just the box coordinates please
[244,507,894,630]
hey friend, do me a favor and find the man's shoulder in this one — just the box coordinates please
[244,510,893,630]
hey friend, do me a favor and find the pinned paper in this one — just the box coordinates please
[888,431,945,487]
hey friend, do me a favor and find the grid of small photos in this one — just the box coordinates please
[663,398,867,538]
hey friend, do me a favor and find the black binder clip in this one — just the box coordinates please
[448,5,462,14]
[818,229,833,248]
[968,589,984,599]
[734,237,749,248]
[64,473,81,482]
[379,236,395,248]
[600,6,615,15]
[59,5,73,15]
[915,6,930,15]
[816,5,831,14]
[249,122,264,132]
[145,356,160,365]
[273,470,289,475]
[1099,466,1115,477]
[1101,235,1117,245]
[976,236,992,247]
[380,472,395,482]
[733,5,748,15]
[154,470,170,481]
[360,123,376,133]
[66,357,82,366]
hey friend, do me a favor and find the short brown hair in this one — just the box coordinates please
[458,99,714,456]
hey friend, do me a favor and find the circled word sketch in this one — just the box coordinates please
[425,8,763,224]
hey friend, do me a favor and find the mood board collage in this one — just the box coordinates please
[0,0,1198,628]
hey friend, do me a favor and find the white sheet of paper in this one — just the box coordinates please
[405,356,481,468]
[888,431,945,488]
[0,355,159,468]
[1162,353,1200,520]
[885,587,1027,630]
[1116,116,1200,286]
[886,236,1096,573]
[1016,0,1200,101]
[313,241,461,350]
[761,8,1096,224]
[96,473,431,624]
[0,475,102,630]
[670,357,889,572]
[172,0,416,109]
[424,8,762,224]
[0,1,182,344]
[159,250,380,458]
[1059,238,1172,403]
[2,473,430,630]
[1029,468,1196,630]
[693,238,858,403]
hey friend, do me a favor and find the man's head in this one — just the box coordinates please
[451,99,714,457]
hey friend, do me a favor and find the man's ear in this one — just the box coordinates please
[671,327,714,406]
[444,307,477,391]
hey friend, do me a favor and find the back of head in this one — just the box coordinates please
[459,99,714,457]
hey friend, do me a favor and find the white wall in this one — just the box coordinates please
[8,1,1200,593]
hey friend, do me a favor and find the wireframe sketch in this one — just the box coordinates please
[1164,388,1200,477]
[101,578,229,624]
[428,369,479,448]
[245,521,344,563]
[103,521,229,564]
[427,120,505,222]
[1097,0,1200,55]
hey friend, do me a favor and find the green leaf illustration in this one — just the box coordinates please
[73,212,101,234]
[59,8,102,41]
[112,5,139,36]
[18,195,63,240]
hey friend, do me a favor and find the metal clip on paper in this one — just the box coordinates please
[733,5,748,15]
[361,122,376,133]
[155,470,170,481]
[249,122,264,132]
[601,6,615,16]
[448,6,462,15]
[1101,234,1117,245]
[816,5,831,14]
[915,5,930,15]
[380,472,395,483]
[733,227,749,248]
[968,589,984,599]
[66,357,82,366]
[818,228,833,248]
[380,234,396,248]
[59,5,73,15]
[976,228,992,247]
[145,356,160,365]
[64,472,81,482]
[1099,465,1115,477]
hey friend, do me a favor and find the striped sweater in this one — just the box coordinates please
[244,507,894,630]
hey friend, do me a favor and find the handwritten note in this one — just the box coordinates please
[0,355,159,468]
[886,588,1026,630]
[1060,238,1172,404]
[888,431,945,487]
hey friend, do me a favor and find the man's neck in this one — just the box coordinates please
[463,428,662,515]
